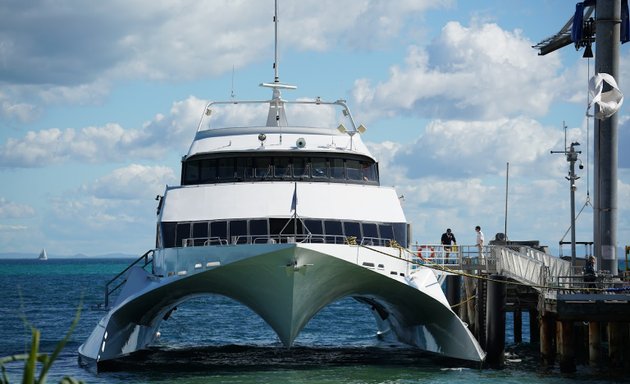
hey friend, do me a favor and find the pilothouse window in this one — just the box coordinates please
[330,158,345,179]
[185,162,199,184]
[217,158,234,180]
[200,159,217,182]
[236,158,253,180]
[346,160,362,181]
[293,158,309,178]
[274,157,291,178]
[254,158,272,179]
[182,154,379,186]
[311,158,328,179]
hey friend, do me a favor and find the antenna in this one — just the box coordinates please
[273,0,279,83]
[261,0,295,128]
[551,122,582,268]
[260,0,296,92]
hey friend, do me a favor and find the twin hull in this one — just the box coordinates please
[78,243,485,367]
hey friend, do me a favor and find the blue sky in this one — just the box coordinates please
[0,0,628,257]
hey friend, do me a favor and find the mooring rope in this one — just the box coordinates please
[450,294,476,309]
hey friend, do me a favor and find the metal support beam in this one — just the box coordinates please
[594,0,621,275]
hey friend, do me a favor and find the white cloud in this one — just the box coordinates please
[0,197,35,219]
[0,224,28,231]
[373,146,590,248]
[352,21,565,121]
[41,161,178,253]
[33,164,178,254]
[0,0,450,114]
[0,92,38,122]
[389,117,573,180]
[36,80,111,105]
[85,164,177,200]
[43,194,157,254]
[363,114,595,248]
[0,96,207,168]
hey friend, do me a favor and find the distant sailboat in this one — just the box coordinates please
[38,249,48,261]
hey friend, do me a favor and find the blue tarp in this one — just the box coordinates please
[571,0,629,44]
[623,0,629,43]
[571,2,586,44]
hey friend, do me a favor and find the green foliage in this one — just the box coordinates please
[0,304,84,384]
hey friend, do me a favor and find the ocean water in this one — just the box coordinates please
[0,258,623,383]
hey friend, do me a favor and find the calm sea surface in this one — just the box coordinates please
[0,258,624,383]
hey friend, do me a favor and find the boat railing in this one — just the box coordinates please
[197,98,359,133]
[181,234,399,247]
[182,237,229,247]
[555,272,628,293]
[103,249,154,309]
[408,243,496,270]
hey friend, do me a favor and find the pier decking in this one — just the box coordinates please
[409,242,630,371]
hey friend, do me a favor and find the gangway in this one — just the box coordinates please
[409,243,571,295]
[491,245,571,295]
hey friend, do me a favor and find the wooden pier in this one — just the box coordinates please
[414,241,630,372]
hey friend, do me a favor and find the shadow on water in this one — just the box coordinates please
[98,345,479,373]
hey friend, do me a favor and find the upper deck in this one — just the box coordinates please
[186,98,373,159]
[180,96,380,187]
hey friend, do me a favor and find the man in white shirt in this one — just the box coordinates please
[475,225,484,258]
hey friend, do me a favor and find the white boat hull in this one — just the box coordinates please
[79,243,485,367]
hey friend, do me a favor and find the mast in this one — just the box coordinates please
[261,0,296,127]
[273,0,279,84]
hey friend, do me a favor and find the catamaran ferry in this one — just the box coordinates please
[79,2,485,369]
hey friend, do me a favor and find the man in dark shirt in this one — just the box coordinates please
[441,228,456,263]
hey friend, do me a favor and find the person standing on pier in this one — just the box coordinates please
[441,228,457,263]
[475,226,484,259]
[583,255,597,291]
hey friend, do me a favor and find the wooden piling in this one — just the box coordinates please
[476,276,487,348]
[529,308,539,344]
[588,321,600,368]
[459,285,468,324]
[513,309,522,344]
[558,320,576,373]
[485,274,506,368]
[540,313,556,367]
[446,275,461,308]
[464,276,476,333]
[608,322,627,369]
